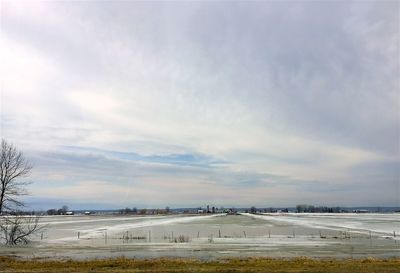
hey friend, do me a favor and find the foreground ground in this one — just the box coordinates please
[1,256,400,273]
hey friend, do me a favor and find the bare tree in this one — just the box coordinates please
[0,215,42,245]
[0,139,32,214]
[58,205,69,215]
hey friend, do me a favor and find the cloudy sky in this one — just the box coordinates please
[1,1,399,210]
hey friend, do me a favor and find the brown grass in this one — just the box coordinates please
[1,256,400,273]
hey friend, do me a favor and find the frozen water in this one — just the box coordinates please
[1,213,399,259]
[243,213,400,236]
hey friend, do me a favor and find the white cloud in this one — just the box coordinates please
[1,0,399,208]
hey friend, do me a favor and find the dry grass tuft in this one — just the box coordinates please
[0,256,399,272]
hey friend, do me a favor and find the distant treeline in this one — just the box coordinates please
[247,205,400,214]
[117,207,170,215]
[2,205,399,216]
[46,205,70,215]
[295,204,343,213]
[117,206,226,215]
[0,205,70,216]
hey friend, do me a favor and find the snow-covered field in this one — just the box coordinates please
[243,213,400,236]
[38,214,223,242]
[1,213,399,259]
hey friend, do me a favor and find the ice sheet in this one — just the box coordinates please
[242,213,400,236]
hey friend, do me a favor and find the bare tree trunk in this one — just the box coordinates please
[0,191,4,214]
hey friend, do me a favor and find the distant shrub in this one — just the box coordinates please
[173,235,190,243]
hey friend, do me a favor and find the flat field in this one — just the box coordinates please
[0,213,399,260]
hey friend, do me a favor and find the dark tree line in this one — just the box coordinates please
[296,204,342,213]
[47,205,69,215]
[118,207,172,215]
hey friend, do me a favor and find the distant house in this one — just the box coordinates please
[65,211,74,215]
[197,209,204,214]
[84,211,91,215]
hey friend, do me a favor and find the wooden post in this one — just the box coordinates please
[243,231,246,238]
[78,232,80,239]
[197,231,200,238]
[219,230,221,238]
[369,230,372,246]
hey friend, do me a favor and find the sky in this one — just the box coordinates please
[0,0,399,210]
